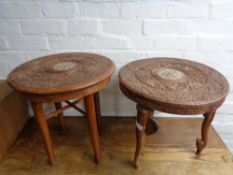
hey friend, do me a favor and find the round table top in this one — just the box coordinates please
[119,58,229,114]
[7,53,115,94]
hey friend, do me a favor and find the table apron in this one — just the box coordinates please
[22,77,111,103]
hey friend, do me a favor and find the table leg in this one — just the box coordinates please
[134,104,154,169]
[84,94,101,163]
[31,102,56,166]
[196,111,216,154]
[94,92,102,135]
[54,102,65,133]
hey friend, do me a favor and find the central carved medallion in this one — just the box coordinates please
[53,61,77,72]
[152,68,185,80]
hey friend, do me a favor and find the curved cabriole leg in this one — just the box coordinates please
[196,111,216,154]
[134,104,154,169]
[55,102,65,133]
[94,92,102,135]
[31,102,56,166]
[84,94,101,163]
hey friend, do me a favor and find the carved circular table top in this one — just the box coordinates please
[119,58,229,114]
[7,53,115,94]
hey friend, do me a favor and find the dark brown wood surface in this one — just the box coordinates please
[7,53,115,94]
[0,117,232,175]
[119,58,229,115]
[0,81,29,162]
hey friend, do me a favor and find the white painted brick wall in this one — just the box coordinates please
[0,0,232,152]
[7,36,48,50]
[0,2,42,18]
[79,2,121,19]
[0,36,7,49]
[42,2,76,18]
[167,2,210,18]
[103,20,142,35]
[68,19,99,35]
[0,20,21,35]
[155,35,196,50]
[121,2,167,19]
[144,20,196,35]
[21,20,67,35]
[211,2,233,19]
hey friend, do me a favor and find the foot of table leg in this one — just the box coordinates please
[31,102,56,166]
[94,92,102,135]
[55,102,65,133]
[134,104,154,169]
[84,94,101,163]
[196,111,216,154]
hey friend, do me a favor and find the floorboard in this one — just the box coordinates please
[0,117,232,175]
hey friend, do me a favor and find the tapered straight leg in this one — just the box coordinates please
[94,92,102,135]
[54,102,65,133]
[134,104,154,169]
[84,94,101,163]
[31,102,56,166]
[196,111,216,154]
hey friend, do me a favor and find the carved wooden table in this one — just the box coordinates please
[7,53,115,166]
[119,58,229,169]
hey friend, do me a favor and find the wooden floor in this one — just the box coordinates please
[0,117,232,175]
